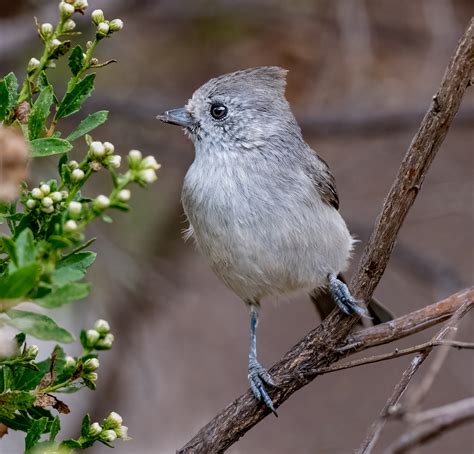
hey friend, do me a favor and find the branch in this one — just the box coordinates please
[357,298,473,453]
[178,18,474,454]
[384,398,474,454]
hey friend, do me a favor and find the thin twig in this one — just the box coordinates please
[357,299,473,453]
[383,398,474,454]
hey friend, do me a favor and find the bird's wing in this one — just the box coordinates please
[303,147,340,210]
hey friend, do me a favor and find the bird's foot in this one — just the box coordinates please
[328,274,370,318]
[248,357,277,416]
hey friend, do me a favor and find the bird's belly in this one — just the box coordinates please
[182,171,353,302]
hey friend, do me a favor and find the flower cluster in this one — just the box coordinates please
[25,182,67,214]
[88,412,130,443]
[127,150,161,185]
[88,140,121,170]
[82,319,114,351]
[91,9,124,39]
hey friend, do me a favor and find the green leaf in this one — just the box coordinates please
[28,86,53,140]
[25,417,49,450]
[4,72,19,110]
[6,310,74,343]
[50,40,71,60]
[30,138,72,157]
[68,45,84,76]
[0,80,8,121]
[66,110,108,141]
[0,391,35,418]
[38,72,59,106]
[55,73,96,120]
[52,251,96,286]
[33,282,91,308]
[80,414,91,437]
[14,228,36,268]
[0,263,40,298]
[49,416,60,441]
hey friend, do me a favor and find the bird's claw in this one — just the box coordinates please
[248,357,277,416]
[328,274,370,318]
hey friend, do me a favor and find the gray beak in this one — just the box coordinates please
[156,108,196,127]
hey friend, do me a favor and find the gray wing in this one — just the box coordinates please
[304,147,340,210]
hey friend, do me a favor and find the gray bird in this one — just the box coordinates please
[157,67,392,414]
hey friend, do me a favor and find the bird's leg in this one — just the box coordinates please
[247,303,277,416]
[328,273,370,318]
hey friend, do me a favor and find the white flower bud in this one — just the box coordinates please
[46,61,56,69]
[64,356,76,369]
[61,190,69,199]
[106,411,123,427]
[101,429,117,442]
[71,168,85,182]
[25,345,39,358]
[74,0,88,9]
[139,169,157,184]
[40,184,51,195]
[68,201,82,216]
[105,155,121,169]
[64,219,78,232]
[95,195,110,210]
[86,329,100,345]
[141,155,160,170]
[85,371,98,382]
[59,1,75,18]
[89,422,102,437]
[97,22,109,37]
[108,19,124,32]
[69,160,79,170]
[103,141,114,155]
[50,191,62,202]
[84,358,100,371]
[96,333,114,349]
[117,189,131,202]
[41,23,54,38]
[41,205,54,214]
[91,9,104,25]
[94,319,110,334]
[27,58,40,73]
[26,199,37,209]
[41,197,53,208]
[31,188,44,199]
[51,39,62,49]
[89,141,106,158]
[128,149,142,162]
[116,425,129,440]
[63,19,76,31]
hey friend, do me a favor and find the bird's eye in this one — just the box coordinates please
[210,103,228,120]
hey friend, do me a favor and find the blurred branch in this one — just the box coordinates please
[178,18,474,454]
[358,298,473,453]
[384,398,474,454]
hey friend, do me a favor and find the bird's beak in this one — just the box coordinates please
[156,108,196,127]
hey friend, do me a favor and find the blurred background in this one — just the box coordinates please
[1,0,473,453]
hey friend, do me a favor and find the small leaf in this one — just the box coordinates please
[25,417,48,450]
[0,80,8,121]
[52,251,96,286]
[49,416,60,442]
[28,86,54,140]
[68,45,84,76]
[4,72,19,110]
[6,310,74,343]
[50,40,71,60]
[14,228,36,268]
[0,264,40,298]
[0,391,35,418]
[33,282,91,308]
[30,138,72,157]
[80,414,91,437]
[55,73,96,120]
[66,110,108,141]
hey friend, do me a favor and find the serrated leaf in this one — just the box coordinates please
[33,282,91,308]
[55,73,95,121]
[0,391,35,418]
[30,138,72,157]
[25,417,49,450]
[6,310,74,343]
[66,110,108,141]
[0,263,39,298]
[68,45,84,76]
[28,86,53,140]
[4,72,19,110]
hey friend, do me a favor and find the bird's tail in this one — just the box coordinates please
[309,273,394,325]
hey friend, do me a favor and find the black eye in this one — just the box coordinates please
[210,103,228,120]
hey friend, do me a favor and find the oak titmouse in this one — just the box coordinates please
[157,67,392,413]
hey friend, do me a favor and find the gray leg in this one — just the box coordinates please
[247,303,277,416]
[328,273,369,318]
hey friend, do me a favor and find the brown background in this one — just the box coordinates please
[1,1,473,453]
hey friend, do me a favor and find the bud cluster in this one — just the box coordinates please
[82,319,114,351]
[88,140,121,170]
[25,182,67,214]
[91,9,123,39]
[127,150,161,185]
[87,412,130,443]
